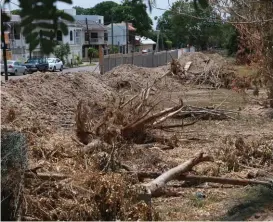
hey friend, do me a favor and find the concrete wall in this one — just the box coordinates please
[103,49,179,73]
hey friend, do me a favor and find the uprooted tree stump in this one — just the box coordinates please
[75,82,187,146]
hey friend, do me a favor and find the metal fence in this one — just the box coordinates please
[102,49,179,73]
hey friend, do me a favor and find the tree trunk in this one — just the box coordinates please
[144,152,213,194]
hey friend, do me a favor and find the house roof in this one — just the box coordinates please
[76,20,107,31]
[128,24,136,31]
[135,36,156,45]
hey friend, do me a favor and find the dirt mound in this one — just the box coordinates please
[1,73,114,129]
[178,52,235,88]
[101,64,182,94]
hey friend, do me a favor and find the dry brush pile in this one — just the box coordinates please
[170,52,236,89]
[1,63,273,221]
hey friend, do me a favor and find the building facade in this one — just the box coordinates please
[3,9,108,63]
[107,22,136,54]
[75,15,108,61]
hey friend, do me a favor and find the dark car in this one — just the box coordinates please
[24,58,49,73]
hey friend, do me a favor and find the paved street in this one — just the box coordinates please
[1,63,100,81]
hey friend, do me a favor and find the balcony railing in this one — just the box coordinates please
[90,38,99,43]
[75,37,81,45]
[84,37,106,44]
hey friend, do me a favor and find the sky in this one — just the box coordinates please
[6,0,177,29]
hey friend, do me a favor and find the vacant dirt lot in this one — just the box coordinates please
[1,52,272,221]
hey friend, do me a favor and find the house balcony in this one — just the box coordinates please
[84,38,107,45]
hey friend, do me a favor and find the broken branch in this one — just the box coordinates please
[144,152,213,194]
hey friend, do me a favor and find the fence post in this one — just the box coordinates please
[108,53,110,71]
[152,51,154,67]
[115,52,117,67]
[131,50,134,65]
[99,45,104,74]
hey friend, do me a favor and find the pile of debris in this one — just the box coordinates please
[1,73,114,129]
[171,52,236,88]
[100,64,182,95]
[1,62,272,221]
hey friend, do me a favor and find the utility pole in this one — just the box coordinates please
[85,18,91,63]
[111,12,114,52]
[1,9,8,81]
[125,21,129,54]
[155,30,160,52]
[85,18,90,45]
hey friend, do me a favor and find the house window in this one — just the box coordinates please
[50,30,54,41]
[91,32,98,39]
[104,32,108,41]
[70,30,73,41]
[85,32,89,42]
[39,30,43,39]
[14,25,21,40]
[75,30,81,45]
[99,19,101,24]
[57,30,62,41]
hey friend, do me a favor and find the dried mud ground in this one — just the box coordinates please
[1,64,273,221]
[150,87,273,221]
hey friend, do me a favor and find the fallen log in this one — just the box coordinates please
[144,152,213,194]
[173,175,273,188]
[130,171,273,188]
[25,172,68,180]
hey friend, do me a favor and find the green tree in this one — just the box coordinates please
[73,6,88,15]
[121,0,153,36]
[90,1,119,25]
[157,1,224,50]
[73,0,153,36]
[11,9,21,15]
[53,43,70,64]
[165,40,172,49]
[109,45,119,54]
[88,47,98,64]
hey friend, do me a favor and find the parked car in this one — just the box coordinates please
[24,58,49,73]
[1,60,27,76]
[47,58,63,71]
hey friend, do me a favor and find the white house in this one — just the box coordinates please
[3,9,108,62]
[135,36,156,52]
[75,15,108,61]
[107,22,136,53]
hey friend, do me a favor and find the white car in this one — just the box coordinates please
[47,58,63,72]
[1,60,27,76]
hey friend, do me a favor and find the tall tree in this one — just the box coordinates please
[73,6,88,15]
[121,0,153,36]
[157,1,226,50]
[91,1,119,25]
[11,9,21,15]
[73,0,153,36]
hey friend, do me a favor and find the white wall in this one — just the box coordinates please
[75,15,104,24]
[107,24,126,46]
[141,44,154,51]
